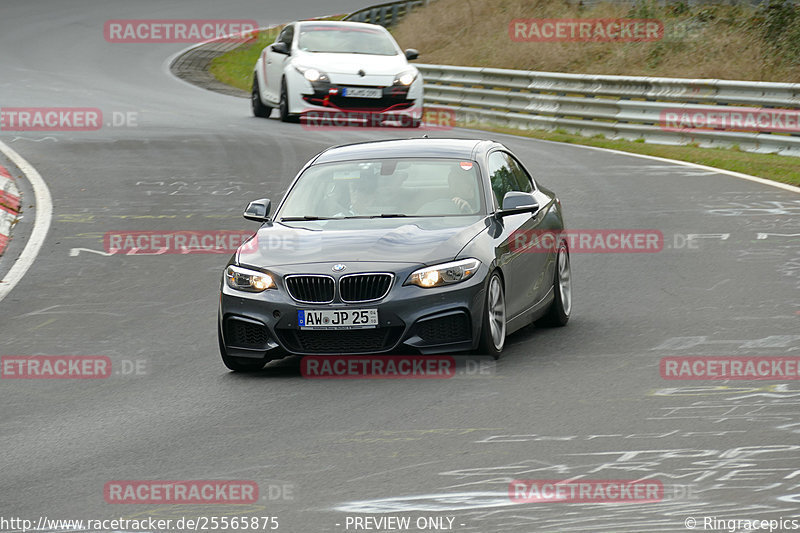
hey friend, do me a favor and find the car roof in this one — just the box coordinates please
[295,20,387,31]
[312,138,493,164]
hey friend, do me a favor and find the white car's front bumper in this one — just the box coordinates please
[286,68,423,120]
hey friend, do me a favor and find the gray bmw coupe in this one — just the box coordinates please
[218,138,571,371]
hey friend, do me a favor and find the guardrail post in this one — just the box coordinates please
[391,4,400,26]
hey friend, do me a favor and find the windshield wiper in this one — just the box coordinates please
[280,216,334,221]
[308,50,388,55]
[339,214,409,219]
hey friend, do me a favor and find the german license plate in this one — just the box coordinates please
[342,87,381,98]
[298,309,378,329]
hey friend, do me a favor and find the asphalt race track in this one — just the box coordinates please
[1,1,799,532]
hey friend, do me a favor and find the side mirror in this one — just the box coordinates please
[404,48,419,61]
[272,42,290,55]
[243,198,271,222]
[498,191,539,217]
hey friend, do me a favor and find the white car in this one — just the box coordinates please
[251,20,423,126]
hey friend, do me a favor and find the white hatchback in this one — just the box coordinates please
[251,20,423,126]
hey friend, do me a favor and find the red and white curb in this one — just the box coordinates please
[0,164,21,256]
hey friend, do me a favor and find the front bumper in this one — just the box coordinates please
[287,69,423,118]
[219,261,486,359]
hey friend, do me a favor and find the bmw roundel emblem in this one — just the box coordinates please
[332,264,346,272]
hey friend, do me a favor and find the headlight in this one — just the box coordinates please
[295,65,330,83]
[393,70,417,86]
[225,265,275,292]
[406,258,481,288]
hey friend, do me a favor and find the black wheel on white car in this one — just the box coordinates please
[279,79,299,123]
[251,77,271,118]
[478,272,506,359]
[536,241,571,327]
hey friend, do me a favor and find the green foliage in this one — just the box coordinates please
[757,0,800,63]
[667,2,690,18]
[626,0,659,19]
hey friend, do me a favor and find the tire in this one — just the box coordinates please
[218,323,266,372]
[478,272,506,359]
[279,79,299,123]
[251,76,271,118]
[536,241,572,327]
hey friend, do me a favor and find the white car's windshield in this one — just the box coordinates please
[279,158,485,219]
[297,25,398,55]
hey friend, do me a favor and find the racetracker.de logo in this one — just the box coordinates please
[104,19,259,43]
[300,107,454,130]
[1,356,111,379]
[660,356,800,380]
[104,481,258,504]
[660,107,800,133]
[509,479,663,503]
[0,108,102,131]
[301,355,456,379]
[103,230,255,254]
[510,19,664,42]
[509,229,663,253]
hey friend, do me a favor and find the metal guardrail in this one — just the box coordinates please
[416,64,800,157]
[344,0,431,27]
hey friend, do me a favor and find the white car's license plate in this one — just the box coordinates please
[298,309,378,329]
[342,87,382,99]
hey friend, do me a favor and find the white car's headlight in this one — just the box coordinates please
[225,265,275,292]
[393,70,417,86]
[406,258,481,288]
[295,65,330,83]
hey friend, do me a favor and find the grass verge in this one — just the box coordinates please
[391,0,800,81]
[473,125,800,187]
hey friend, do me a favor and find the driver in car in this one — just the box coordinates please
[335,178,376,217]
[449,166,478,213]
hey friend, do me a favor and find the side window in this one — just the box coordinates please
[487,152,524,208]
[281,25,294,46]
[506,155,534,193]
[276,25,293,45]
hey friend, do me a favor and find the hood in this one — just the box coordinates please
[237,217,486,268]
[292,50,411,77]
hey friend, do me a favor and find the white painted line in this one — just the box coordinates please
[529,137,800,194]
[0,140,53,302]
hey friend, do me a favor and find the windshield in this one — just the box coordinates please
[297,25,398,55]
[278,158,485,219]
